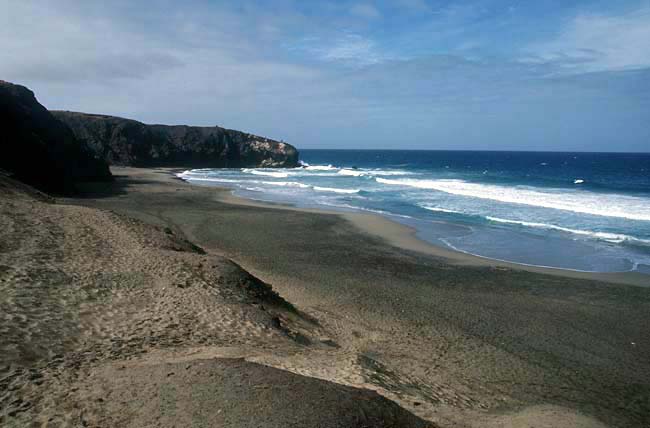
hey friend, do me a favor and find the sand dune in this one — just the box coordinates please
[0,174,429,427]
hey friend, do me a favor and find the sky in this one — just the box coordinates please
[1,0,649,151]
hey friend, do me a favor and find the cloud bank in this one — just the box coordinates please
[1,0,648,151]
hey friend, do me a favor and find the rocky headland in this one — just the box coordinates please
[1,79,298,195]
[0,81,112,193]
[52,111,299,168]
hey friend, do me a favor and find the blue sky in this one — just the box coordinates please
[1,0,649,151]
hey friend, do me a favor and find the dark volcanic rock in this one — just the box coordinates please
[52,111,300,168]
[0,81,112,193]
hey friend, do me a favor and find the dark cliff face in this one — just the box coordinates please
[52,111,300,168]
[0,81,112,193]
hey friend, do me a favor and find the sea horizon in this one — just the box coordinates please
[295,148,650,154]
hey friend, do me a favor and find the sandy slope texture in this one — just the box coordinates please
[70,167,649,428]
[0,174,431,427]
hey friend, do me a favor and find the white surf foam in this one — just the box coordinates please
[313,186,360,194]
[376,178,650,221]
[304,164,338,171]
[261,181,310,188]
[260,182,360,193]
[318,202,415,219]
[178,176,248,184]
[338,169,366,177]
[420,205,463,214]
[485,216,650,245]
[242,169,290,178]
[370,170,414,176]
[337,168,413,177]
[178,168,214,175]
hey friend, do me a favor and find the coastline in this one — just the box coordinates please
[210,173,648,287]
[63,166,650,427]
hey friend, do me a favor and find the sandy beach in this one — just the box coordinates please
[216,185,649,288]
[2,166,649,427]
[4,0,650,425]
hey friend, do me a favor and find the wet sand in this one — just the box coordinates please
[58,166,649,428]
[217,189,648,287]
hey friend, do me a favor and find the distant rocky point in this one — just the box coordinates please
[0,80,112,193]
[52,111,300,168]
[1,79,298,192]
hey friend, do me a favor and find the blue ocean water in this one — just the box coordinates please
[177,150,650,274]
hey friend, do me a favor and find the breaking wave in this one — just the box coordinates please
[313,186,360,194]
[419,205,464,214]
[376,178,650,221]
[485,216,650,246]
[242,169,290,178]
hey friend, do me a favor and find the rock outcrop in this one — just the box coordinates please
[0,81,112,193]
[52,111,300,168]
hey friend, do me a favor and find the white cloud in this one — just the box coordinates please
[320,34,383,65]
[0,0,323,130]
[527,7,650,72]
[0,2,185,83]
[0,0,647,151]
[288,34,387,67]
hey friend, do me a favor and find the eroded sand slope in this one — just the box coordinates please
[0,175,430,427]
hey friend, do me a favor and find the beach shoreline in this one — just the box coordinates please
[57,166,650,427]
[176,149,650,277]
[175,169,649,287]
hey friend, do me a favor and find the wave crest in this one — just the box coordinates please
[486,216,650,245]
[338,169,365,177]
[376,178,650,221]
[242,168,289,178]
[261,181,310,188]
[304,164,337,171]
[419,205,463,214]
[313,186,360,194]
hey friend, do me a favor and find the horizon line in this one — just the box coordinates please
[296,148,650,154]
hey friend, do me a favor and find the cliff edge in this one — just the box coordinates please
[0,81,112,193]
[52,111,300,168]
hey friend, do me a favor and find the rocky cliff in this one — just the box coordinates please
[0,81,112,193]
[52,111,300,168]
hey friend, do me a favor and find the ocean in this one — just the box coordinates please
[177,150,650,274]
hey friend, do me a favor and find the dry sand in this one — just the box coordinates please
[0,173,429,427]
[2,166,648,427]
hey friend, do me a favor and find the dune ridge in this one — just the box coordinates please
[0,173,430,427]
